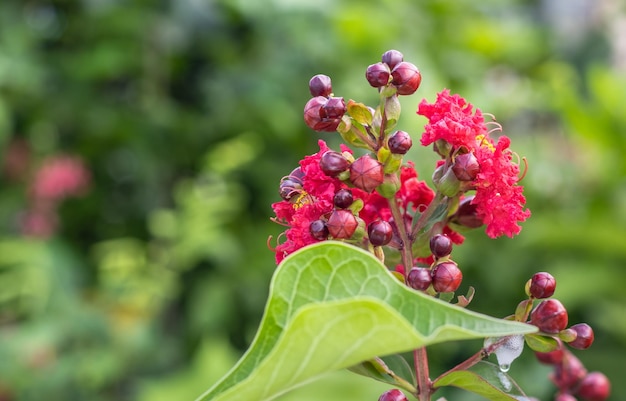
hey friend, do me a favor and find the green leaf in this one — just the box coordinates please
[433,362,526,401]
[347,100,373,126]
[348,354,416,393]
[196,242,535,401]
[524,333,559,353]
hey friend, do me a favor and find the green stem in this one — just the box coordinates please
[411,193,447,239]
[388,195,413,278]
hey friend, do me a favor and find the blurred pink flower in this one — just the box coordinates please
[30,156,90,203]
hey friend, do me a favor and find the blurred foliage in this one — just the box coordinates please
[0,0,624,400]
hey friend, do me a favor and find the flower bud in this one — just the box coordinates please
[349,155,384,192]
[278,178,302,201]
[320,151,349,177]
[367,220,393,246]
[381,50,404,70]
[535,347,564,365]
[568,323,594,350]
[576,372,610,401]
[452,152,479,181]
[431,261,462,293]
[321,96,346,119]
[450,196,483,229]
[387,130,412,154]
[308,74,332,97]
[391,61,421,95]
[326,209,358,239]
[378,388,408,401]
[333,188,354,209]
[309,219,329,240]
[555,393,577,401]
[430,234,453,258]
[531,299,568,333]
[365,62,391,88]
[553,351,587,389]
[303,96,341,132]
[528,272,556,299]
[407,267,432,291]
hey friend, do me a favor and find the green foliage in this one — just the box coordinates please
[198,242,534,401]
[0,0,623,400]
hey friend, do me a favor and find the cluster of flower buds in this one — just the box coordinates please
[304,75,347,132]
[406,234,462,294]
[515,272,610,401]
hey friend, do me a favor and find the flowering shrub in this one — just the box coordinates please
[199,51,610,401]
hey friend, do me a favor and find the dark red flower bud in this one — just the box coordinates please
[450,196,483,229]
[303,96,341,132]
[568,323,594,350]
[367,220,393,246]
[529,272,557,299]
[320,151,349,177]
[381,50,404,70]
[391,61,421,95]
[531,299,568,333]
[407,267,432,291]
[387,130,412,154]
[452,152,479,181]
[333,189,353,209]
[378,388,408,401]
[431,262,462,293]
[429,234,453,258]
[308,74,332,97]
[326,209,358,239]
[278,178,302,201]
[321,96,346,119]
[535,347,565,365]
[555,393,577,401]
[309,219,329,240]
[553,351,587,389]
[349,155,384,192]
[576,372,610,401]
[365,62,391,88]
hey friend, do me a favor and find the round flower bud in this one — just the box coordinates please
[450,196,483,229]
[529,272,557,299]
[568,323,594,350]
[365,62,391,88]
[391,61,421,95]
[378,388,408,401]
[576,372,610,401]
[303,96,341,132]
[309,219,329,240]
[320,151,349,177]
[308,74,332,97]
[553,351,587,389]
[278,178,301,201]
[326,209,358,239]
[555,394,577,401]
[531,299,568,333]
[429,234,453,258]
[367,220,393,246]
[333,189,353,209]
[321,96,346,119]
[407,267,432,291]
[381,50,404,70]
[349,155,384,192]
[431,262,462,293]
[387,130,412,154]
[452,152,479,181]
[535,347,564,365]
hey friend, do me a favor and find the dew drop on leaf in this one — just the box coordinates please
[484,334,525,373]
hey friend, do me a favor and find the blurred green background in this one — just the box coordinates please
[0,0,624,400]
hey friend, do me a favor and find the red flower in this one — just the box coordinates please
[418,90,530,238]
[418,89,487,150]
[473,136,531,238]
[271,140,346,263]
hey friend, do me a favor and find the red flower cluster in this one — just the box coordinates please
[418,89,530,238]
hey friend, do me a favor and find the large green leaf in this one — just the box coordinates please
[196,242,535,401]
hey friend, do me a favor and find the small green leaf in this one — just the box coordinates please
[348,354,416,393]
[347,100,374,126]
[197,242,535,401]
[524,333,559,353]
[433,362,526,401]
